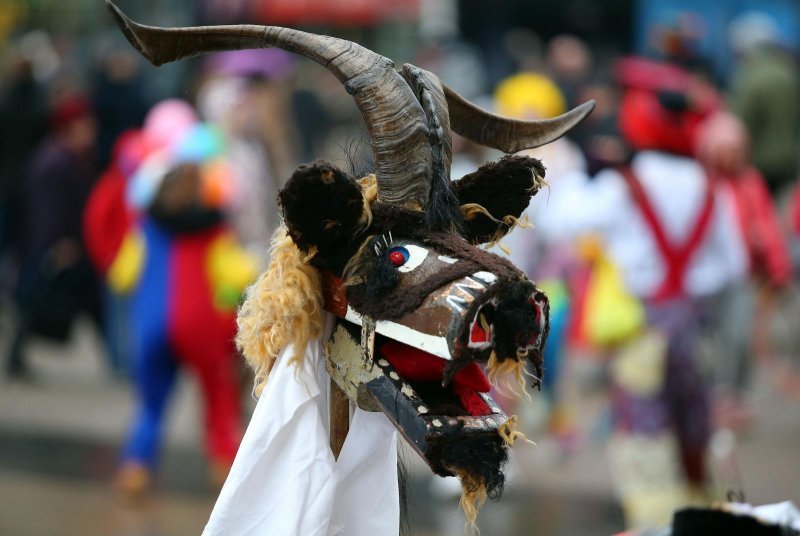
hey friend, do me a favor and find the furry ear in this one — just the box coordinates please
[278,161,367,260]
[452,155,546,244]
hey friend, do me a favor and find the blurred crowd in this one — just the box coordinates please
[482,10,800,530]
[0,2,799,533]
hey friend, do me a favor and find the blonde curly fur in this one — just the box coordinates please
[236,227,324,396]
[487,351,531,400]
[455,469,488,533]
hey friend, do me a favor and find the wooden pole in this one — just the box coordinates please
[329,382,350,460]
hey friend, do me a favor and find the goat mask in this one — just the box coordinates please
[107,0,594,524]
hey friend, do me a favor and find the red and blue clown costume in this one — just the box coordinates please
[84,101,257,494]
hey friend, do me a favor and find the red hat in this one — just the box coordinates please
[619,89,709,156]
[615,57,718,156]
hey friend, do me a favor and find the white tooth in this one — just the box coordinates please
[374,319,452,360]
[438,255,458,264]
[447,295,468,309]
[454,282,477,296]
[472,271,497,285]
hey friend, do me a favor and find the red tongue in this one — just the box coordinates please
[379,341,491,416]
[471,321,488,343]
[453,384,492,416]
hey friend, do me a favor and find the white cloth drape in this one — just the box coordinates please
[203,316,399,535]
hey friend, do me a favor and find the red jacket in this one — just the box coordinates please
[717,167,792,287]
[83,165,132,274]
[791,184,800,239]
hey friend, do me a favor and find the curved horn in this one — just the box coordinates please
[444,82,595,153]
[106,1,432,209]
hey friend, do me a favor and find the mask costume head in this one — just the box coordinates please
[106,1,594,525]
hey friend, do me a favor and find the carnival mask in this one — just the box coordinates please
[107,0,594,522]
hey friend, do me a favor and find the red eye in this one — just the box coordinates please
[389,247,408,267]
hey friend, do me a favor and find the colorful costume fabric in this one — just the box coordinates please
[118,220,244,467]
[84,110,256,485]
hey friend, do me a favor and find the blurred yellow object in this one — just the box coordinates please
[107,231,146,294]
[611,329,667,396]
[583,246,645,348]
[207,233,258,311]
[538,278,568,312]
[494,72,567,120]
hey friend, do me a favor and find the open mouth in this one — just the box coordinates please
[355,331,512,479]
[325,318,512,477]
[323,270,547,480]
[324,284,542,518]
[379,336,494,417]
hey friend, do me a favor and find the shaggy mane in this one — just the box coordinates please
[236,227,324,396]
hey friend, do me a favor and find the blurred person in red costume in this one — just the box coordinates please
[84,100,257,499]
[694,111,793,430]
